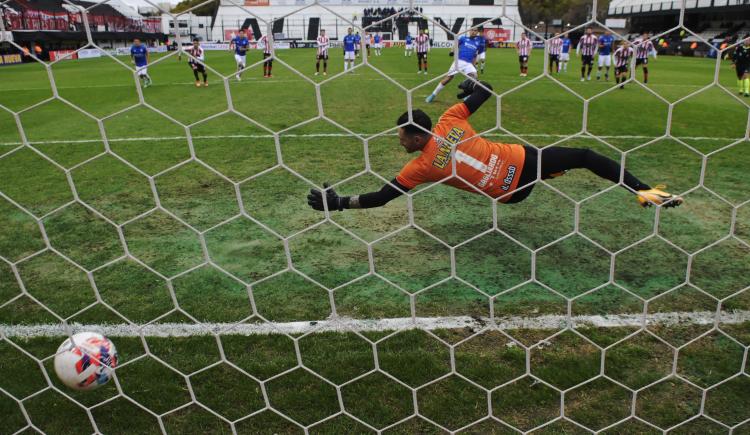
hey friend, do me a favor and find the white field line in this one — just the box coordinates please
[0,133,742,147]
[2,311,748,338]
[2,74,712,92]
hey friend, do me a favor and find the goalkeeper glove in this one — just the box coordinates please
[307,183,344,211]
[456,78,475,99]
[449,51,454,57]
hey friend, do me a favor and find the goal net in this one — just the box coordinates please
[0,0,748,433]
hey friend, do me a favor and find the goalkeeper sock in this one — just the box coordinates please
[739,79,744,93]
[744,78,750,94]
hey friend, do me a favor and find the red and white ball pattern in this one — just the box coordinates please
[53,332,118,391]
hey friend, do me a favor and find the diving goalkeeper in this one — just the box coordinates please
[307,80,682,211]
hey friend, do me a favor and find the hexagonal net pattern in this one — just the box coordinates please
[0,0,749,433]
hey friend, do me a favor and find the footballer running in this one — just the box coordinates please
[229,29,250,81]
[130,38,152,88]
[425,29,480,102]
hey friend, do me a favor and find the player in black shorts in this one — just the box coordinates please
[188,38,207,87]
[549,54,559,74]
[731,37,750,97]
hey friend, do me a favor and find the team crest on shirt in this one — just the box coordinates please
[432,127,465,169]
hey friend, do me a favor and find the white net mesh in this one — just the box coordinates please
[0,0,749,433]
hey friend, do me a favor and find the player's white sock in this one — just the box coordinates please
[433,82,445,95]
[344,62,348,71]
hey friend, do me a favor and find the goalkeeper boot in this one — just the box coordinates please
[636,185,683,208]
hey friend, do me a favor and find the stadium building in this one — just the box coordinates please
[608,0,750,43]
[210,0,523,44]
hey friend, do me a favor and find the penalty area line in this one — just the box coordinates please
[0,133,743,147]
[1,311,747,338]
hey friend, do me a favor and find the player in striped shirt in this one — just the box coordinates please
[634,32,657,84]
[577,27,598,81]
[258,34,273,78]
[315,29,329,76]
[308,79,683,214]
[613,41,634,89]
[516,32,532,77]
[547,32,563,74]
[187,38,207,87]
[416,29,430,74]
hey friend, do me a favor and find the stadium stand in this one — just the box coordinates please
[608,0,750,40]
[1,0,164,58]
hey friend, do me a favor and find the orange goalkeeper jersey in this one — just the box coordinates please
[396,103,527,202]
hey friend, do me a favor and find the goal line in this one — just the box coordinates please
[2,310,747,338]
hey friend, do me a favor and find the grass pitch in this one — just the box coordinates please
[0,45,749,434]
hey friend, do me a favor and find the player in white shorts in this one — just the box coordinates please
[405,32,414,57]
[229,29,250,80]
[342,28,357,72]
[598,54,611,67]
[425,29,480,103]
[447,59,477,77]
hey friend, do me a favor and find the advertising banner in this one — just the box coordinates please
[483,28,511,42]
[201,43,231,50]
[0,53,22,65]
[50,50,78,61]
[77,48,103,59]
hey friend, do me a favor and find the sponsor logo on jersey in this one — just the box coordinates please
[432,127,465,169]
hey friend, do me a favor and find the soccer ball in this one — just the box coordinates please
[53,332,118,391]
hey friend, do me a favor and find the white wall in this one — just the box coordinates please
[211,3,523,42]
[162,13,214,42]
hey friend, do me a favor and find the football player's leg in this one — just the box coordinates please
[540,147,682,207]
[427,74,452,102]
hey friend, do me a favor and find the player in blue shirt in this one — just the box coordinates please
[474,31,487,74]
[229,29,250,81]
[561,35,572,72]
[130,38,152,88]
[426,29,480,103]
[405,32,414,57]
[374,33,382,56]
[343,28,357,72]
[354,32,362,58]
[597,30,615,81]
